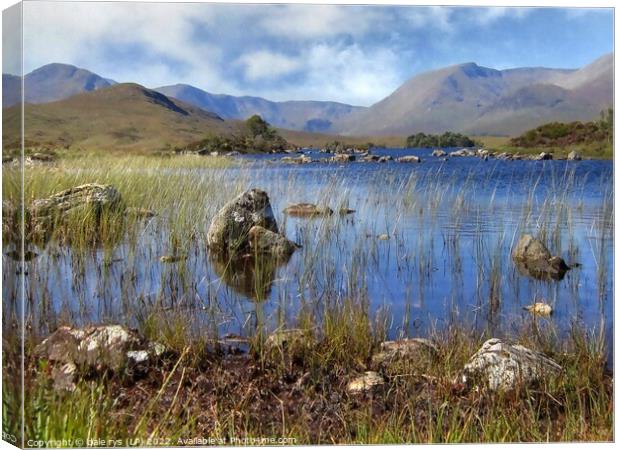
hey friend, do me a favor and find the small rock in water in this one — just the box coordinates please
[330,154,355,163]
[347,371,385,394]
[524,302,553,316]
[567,150,582,161]
[160,255,187,263]
[397,155,422,163]
[283,203,333,217]
[512,234,570,281]
[535,152,553,161]
[339,208,356,215]
[461,338,561,391]
[378,234,390,240]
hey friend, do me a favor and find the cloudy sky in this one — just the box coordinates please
[7,2,615,106]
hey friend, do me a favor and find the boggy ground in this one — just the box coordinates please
[10,319,613,445]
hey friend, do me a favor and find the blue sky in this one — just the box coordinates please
[11,2,615,106]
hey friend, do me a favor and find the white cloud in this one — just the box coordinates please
[21,2,230,90]
[236,51,302,81]
[247,42,402,105]
[472,7,532,25]
[257,5,386,39]
[403,6,453,31]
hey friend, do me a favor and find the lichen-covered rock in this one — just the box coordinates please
[283,203,333,217]
[207,189,278,254]
[512,234,570,280]
[347,371,385,393]
[35,325,165,391]
[372,338,438,368]
[248,225,298,258]
[461,338,561,391]
[30,184,123,219]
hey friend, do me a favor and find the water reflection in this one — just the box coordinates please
[210,250,292,302]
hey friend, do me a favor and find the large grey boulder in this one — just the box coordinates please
[248,225,298,258]
[512,234,570,280]
[35,325,165,391]
[461,338,561,391]
[207,189,279,254]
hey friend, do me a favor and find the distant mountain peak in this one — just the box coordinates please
[3,62,115,108]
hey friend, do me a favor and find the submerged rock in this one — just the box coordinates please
[283,203,334,217]
[207,189,279,254]
[347,371,385,394]
[512,234,570,281]
[35,325,166,391]
[377,234,390,240]
[248,225,298,258]
[461,338,561,391]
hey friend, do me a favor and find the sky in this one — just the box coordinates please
[4,2,614,106]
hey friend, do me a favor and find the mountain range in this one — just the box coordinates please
[1,53,613,150]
